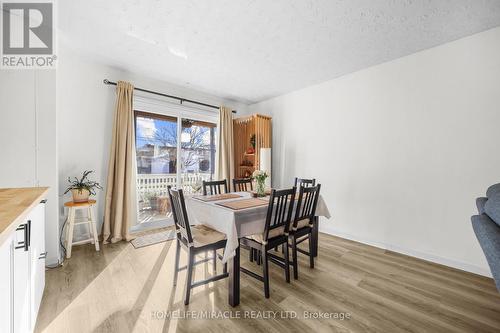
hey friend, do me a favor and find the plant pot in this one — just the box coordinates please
[150,198,159,211]
[71,188,90,202]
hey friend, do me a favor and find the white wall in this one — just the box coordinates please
[57,45,248,240]
[249,27,500,276]
[0,70,59,265]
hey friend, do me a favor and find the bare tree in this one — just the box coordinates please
[150,122,210,169]
[153,124,177,147]
[180,125,210,168]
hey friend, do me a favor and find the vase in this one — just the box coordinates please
[256,179,266,197]
[71,188,90,202]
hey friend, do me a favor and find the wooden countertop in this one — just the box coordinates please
[0,187,49,246]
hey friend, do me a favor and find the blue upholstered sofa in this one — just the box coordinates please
[472,183,500,291]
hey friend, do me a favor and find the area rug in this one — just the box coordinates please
[131,229,176,249]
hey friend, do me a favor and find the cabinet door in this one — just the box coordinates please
[0,236,13,333]
[29,203,46,329]
[13,221,30,333]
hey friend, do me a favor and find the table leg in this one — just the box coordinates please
[312,216,319,257]
[228,244,240,307]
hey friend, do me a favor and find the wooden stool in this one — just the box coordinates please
[64,200,100,258]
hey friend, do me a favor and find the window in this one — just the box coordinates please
[180,118,217,192]
[135,111,178,176]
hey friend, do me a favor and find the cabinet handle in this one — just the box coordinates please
[27,219,31,248]
[38,252,47,259]
[14,241,25,249]
[15,224,26,250]
[40,199,47,204]
[15,220,30,251]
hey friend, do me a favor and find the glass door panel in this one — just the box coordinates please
[134,111,177,230]
[180,118,217,194]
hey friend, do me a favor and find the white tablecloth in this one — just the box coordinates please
[185,192,331,262]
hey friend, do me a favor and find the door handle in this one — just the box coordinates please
[38,252,47,259]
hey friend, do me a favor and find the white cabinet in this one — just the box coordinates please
[0,235,13,333]
[0,201,46,333]
[13,222,30,333]
[29,203,46,329]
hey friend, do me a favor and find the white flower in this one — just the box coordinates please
[252,170,268,181]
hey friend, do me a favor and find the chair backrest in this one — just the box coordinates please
[233,178,253,192]
[167,186,193,245]
[294,177,316,188]
[293,184,321,230]
[202,179,228,195]
[263,187,296,242]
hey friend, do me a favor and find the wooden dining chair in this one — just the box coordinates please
[202,179,228,195]
[289,184,321,279]
[294,177,316,188]
[240,187,296,298]
[167,186,229,305]
[233,178,253,192]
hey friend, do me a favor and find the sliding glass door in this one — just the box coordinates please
[134,111,178,230]
[132,99,217,232]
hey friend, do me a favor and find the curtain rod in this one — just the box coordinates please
[103,79,236,113]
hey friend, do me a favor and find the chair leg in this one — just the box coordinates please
[66,208,75,258]
[262,247,270,298]
[212,249,217,272]
[308,234,315,269]
[173,239,181,286]
[292,236,298,280]
[184,250,194,305]
[284,241,290,283]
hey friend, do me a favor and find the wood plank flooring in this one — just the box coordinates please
[35,233,500,333]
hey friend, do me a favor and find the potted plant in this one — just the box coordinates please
[252,170,269,197]
[144,191,159,211]
[64,170,102,202]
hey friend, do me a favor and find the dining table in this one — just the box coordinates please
[185,191,332,307]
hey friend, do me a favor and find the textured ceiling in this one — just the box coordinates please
[59,0,500,104]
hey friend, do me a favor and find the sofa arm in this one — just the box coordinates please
[476,197,488,215]
[472,214,500,292]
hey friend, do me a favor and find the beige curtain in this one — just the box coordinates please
[216,106,234,190]
[102,81,136,243]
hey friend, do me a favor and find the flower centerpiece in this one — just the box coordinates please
[64,170,102,203]
[252,170,269,197]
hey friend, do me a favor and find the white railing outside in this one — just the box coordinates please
[136,173,213,199]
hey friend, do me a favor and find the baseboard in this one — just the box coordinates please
[319,224,492,278]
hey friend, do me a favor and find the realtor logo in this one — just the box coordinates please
[1,1,56,68]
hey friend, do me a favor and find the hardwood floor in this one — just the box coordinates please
[35,233,500,333]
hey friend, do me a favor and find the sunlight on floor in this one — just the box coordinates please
[37,241,224,333]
